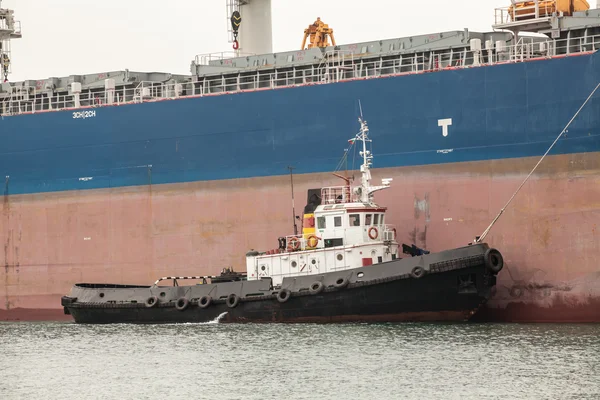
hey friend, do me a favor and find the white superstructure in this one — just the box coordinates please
[246,116,399,287]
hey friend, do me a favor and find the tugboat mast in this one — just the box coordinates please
[352,116,392,204]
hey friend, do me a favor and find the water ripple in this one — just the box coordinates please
[0,322,599,400]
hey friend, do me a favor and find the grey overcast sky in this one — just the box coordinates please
[5,0,513,81]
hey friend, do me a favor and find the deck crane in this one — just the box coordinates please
[508,0,590,21]
[225,0,272,55]
[0,0,22,82]
[301,18,336,49]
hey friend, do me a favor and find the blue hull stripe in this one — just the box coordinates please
[1,52,599,196]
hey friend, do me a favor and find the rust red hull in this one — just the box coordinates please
[2,152,599,322]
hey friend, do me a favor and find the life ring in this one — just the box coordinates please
[145,296,159,308]
[333,277,349,289]
[227,293,240,308]
[306,235,320,248]
[287,237,300,251]
[411,266,425,279]
[277,289,291,303]
[176,297,189,311]
[484,248,504,273]
[368,227,378,240]
[198,295,212,309]
[309,281,324,295]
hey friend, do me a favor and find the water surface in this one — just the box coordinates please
[1,322,599,399]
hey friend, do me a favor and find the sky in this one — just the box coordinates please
[4,0,516,81]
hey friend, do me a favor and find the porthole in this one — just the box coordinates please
[311,259,317,265]
[337,254,343,261]
[357,272,364,278]
[291,261,298,268]
[261,265,266,271]
[160,292,166,297]
[99,293,105,298]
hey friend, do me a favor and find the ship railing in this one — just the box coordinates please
[194,51,256,66]
[321,186,360,205]
[2,34,600,117]
[132,80,198,102]
[281,225,398,253]
[317,50,355,83]
[494,1,556,25]
[152,272,244,286]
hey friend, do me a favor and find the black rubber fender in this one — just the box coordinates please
[309,281,324,295]
[484,248,504,273]
[61,296,77,306]
[277,289,291,303]
[198,295,212,309]
[145,296,159,308]
[227,293,240,308]
[333,277,349,289]
[411,266,425,279]
[176,297,189,311]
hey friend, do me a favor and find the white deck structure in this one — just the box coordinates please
[245,116,399,287]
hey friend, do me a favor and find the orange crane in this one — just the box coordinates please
[301,18,336,49]
[509,0,590,20]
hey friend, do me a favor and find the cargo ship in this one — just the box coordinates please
[1,0,599,322]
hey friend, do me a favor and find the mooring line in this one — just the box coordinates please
[476,82,600,243]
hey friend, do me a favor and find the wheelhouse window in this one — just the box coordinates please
[349,214,360,227]
[365,214,372,225]
[334,216,342,227]
[380,214,385,225]
[373,214,379,225]
[317,216,326,229]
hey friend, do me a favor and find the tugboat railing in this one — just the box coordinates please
[273,224,397,254]
[153,276,213,286]
[321,185,359,204]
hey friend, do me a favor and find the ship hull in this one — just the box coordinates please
[2,51,600,323]
[62,253,498,324]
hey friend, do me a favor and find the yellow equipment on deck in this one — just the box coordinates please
[509,0,590,20]
[301,18,336,49]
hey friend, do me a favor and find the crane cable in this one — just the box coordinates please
[476,81,600,244]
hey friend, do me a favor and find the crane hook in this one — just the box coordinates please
[233,40,239,50]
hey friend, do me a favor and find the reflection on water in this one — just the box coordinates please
[1,322,599,399]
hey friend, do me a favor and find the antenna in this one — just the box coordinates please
[358,99,364,119]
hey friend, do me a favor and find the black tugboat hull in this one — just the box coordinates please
[62,243,502,324]
[66,267,490,324]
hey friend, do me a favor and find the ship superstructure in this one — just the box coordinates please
[245,116,399,286]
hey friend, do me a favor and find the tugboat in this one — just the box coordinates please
[61,116,504,324]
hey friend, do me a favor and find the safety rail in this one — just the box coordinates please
[153,275,213,286]
[153,269,245,286]
[317,49,356,84]
[321,185,359,205]
[194,51,255,66]
[494,1,557,25]
[2,34,599,117]
[276,224,397,253]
